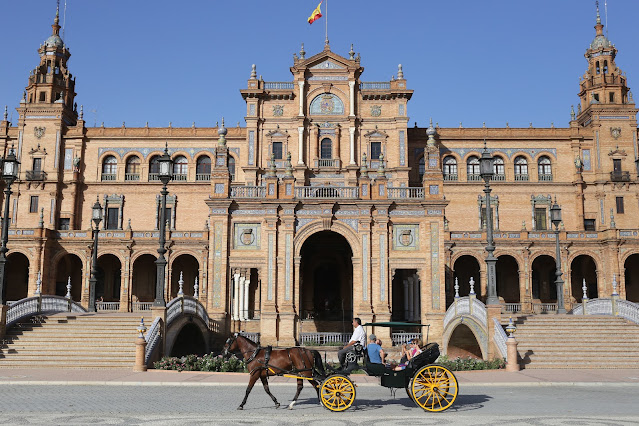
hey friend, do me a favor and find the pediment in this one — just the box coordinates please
[311,60,345,70]
[364,129,388,139]
[265,129,288,138]
[299,49,356,72]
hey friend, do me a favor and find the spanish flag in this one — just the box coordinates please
[308,1,323,24]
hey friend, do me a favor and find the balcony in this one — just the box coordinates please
[387,187,424,199]
[26,170,47,181]
[610,171,630,182]
[125,173,140,181]
[490,174,506,181]
[538,173,553,182]
[172,174,187,181]
[148,173,159,182]
[514,173,529,181]
[467,174,482,182]
[295,186,359,199]
[230,186,265,198]
[443,174,458,181]
[101,173,116,181]
[315,158,340,169]
[196,173,211,181]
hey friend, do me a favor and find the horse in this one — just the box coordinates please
[222,333,325,410]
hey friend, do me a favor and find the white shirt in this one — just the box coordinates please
[350,325,366,347]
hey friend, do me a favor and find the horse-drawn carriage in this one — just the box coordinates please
[223,322,458,412]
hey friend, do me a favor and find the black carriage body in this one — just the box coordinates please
[375,342,440,388]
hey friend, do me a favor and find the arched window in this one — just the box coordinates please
[101,155,117,181]
[148,155,160,181]
[418,156,425,181]
[538,156,552,181]
[125,156,140,181]
[493,156,505,180]
[320,138,332,159]
[443,156,458,181]
[467,156,480,180]
[173,155,188,181]
[228,156,236,181]
[196,156,211,181]
[514,156,528,180]
[603,60,608,74]
[596,61,600,75]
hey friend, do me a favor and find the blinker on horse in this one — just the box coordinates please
[223,333,325,410]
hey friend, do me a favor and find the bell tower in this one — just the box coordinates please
[21,3,77,123]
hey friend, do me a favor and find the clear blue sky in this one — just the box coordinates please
[1,1,638,129]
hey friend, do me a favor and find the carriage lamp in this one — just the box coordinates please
[2,148,19,183]
[0,147,20,304]
[158,144,173,185]
[88,196,103,312]
[479,140,494,183]
[550,198,562,228]
[92,197,103,226]
[155,143,173,307]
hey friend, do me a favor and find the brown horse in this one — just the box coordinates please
[222,333,325,410]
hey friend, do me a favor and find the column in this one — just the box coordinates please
[349,81,355,117]
[297,127,305,165]
[233,270,240,321]
[244,272,250,320]
[414,274,421,321]
[407,276,414,321]
[238,273,246,321]
[298,81,305,116]
[349,127,356,165]
[403,278,409,320]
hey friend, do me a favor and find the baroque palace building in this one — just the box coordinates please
[0,6,638,347]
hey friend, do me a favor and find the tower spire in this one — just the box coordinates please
[53,0,61,36]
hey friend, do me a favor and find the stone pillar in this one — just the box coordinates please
[238,273,246,321]
[260,216,279,345]
[506,337,520,372]
[233,270,240,321]
[407,277,414,320]
[486,304,501,361]
[0,304,8,340]
[403,279,409,320]
[243,272,250,321]
[134,335,148,372]
[298,81,305,116]
[349,81,355,117]
[297,127,305,165]
[413,273,420,321]
[349,127,356,165]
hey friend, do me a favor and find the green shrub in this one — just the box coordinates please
[435,355,505,371]
[153,354,247,372]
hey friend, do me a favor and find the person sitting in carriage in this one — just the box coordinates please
[366,334,386,364]
[337,317,367,370]
[393,338,423,371]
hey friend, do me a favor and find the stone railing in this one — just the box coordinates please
[532,303,557,314]
[96,301,120,312]
[360,82,391,90]
[166,295,210,329]
[144,316,162,364]
[493,318,508,360]
[6,295,87,328]
[264,82,294,90]
[571,298,639,324]
[387,187,424,199]
[132,302,153,312]
[295,186,359,199]
[300,332,351,346]
[504,303,522,313]
[239,331,260,344]
[443,295,487,330]
[230,186,265,198]
[391,332,423,347]
[315,158,340,168]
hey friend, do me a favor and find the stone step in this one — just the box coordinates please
[0,360,135,369]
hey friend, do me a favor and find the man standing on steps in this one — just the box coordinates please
[337,318,366,369]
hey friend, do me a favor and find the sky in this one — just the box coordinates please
[1,0,638,129]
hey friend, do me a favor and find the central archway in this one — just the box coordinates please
[300,231,353,325]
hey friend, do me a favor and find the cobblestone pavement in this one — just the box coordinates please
[0,384,637,425]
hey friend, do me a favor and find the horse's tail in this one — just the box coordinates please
[311,349,326,377]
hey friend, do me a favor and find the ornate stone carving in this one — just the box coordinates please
[34,126,46,139]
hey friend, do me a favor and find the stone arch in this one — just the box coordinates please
[461,151,483,162]
[294,221,360,259]
[131,253,158,303]
[570,254,599,301]
[623,253,639,302]
[531,254,556,303]
[169,253,200,298]
[450,254,482,307]
[96,253,122,302]
[533,150,557,161]
[170,150,193,161]
[165,315,210,358]
[130,250,160,265]
[6,252,30,301]
[54,253,84,301]
[442,317,488,360]
[307,86,348,105]
[98,150,121,163]
[496,254,520,303]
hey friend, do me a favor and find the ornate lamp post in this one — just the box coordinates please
[154,145,173,307]
[88,197,103,312]
[550,197,566,314]
[0,148,19,304]
[480,141,499,305]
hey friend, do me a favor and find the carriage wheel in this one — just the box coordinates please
[320,374,356,412]
[405,377,414,402]
[411,364,458,412]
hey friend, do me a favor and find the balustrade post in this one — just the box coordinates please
[505,318,520,372]
[0,304,7,340]
[582,278,589,315]
[611,274,619,316]
[133,318,148,372]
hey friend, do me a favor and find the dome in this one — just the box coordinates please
[590,34,611,50]
[426,118,437,137]
[45,34,63,48]
[218,119,227,136]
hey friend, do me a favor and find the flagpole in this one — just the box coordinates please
[325,0,328,45]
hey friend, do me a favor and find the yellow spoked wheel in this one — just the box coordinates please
[320,374,356,412]
[411,364,458,412]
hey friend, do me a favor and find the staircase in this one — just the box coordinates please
[0,313,151,369]
[509,315,639,369]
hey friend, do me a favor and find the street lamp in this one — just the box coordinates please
[154,144,173,307]
[480,141,499,305]
[550,197,566,314]
[88,196,103,312]
[0,147,19,304]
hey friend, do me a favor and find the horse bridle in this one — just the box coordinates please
[223,334,259,361]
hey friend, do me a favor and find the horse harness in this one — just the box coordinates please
[247,345,314,377]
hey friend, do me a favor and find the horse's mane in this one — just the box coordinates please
[237,334,257,346]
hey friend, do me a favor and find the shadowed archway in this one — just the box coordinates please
[532,255,556,303]
[624,254,639,302]
[55,253,83,301]
[6,252,29,302]
[571,255,598,301]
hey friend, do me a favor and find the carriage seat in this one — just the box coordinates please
[363,351,390,377]
[405,342,440,372]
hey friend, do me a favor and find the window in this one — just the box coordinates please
[39,92,46,102]
[370,142,381,160]
[29,196,39,213]
[584,219,596,231]
[173,155,188,180]
[593,93,600,102]
[196,156,211,181]
[125,156,140,181]
[596,61,600,75]
[514,156,528,180]
[272,142,283,160]
[32,158,42,172]
[538,156,552,180]
[418,156,425,181]
[535,207,548,231]
[603,60,608,74]
[609,92,615,103]
[101,155,117,181]
[320,138,332,159]
[443,156,458,180]
[480,208,495,230]
[493,156,505,179]
[164,207,172,229]
[105,207,119,230]
[149,155,160,181]
[58,218,70,230]
[613,159,622,172]
[467,156,480,180]
[228,156,235,181]
[616,197,625,214]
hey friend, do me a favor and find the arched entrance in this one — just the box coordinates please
[55,253,83,302]
[170,323,206,357]
[96,254,122,302]
[132,254,157,302]
[170,254,199,298]
[571,255,598,301]
[300,231,353,325]
[624,254,639,302]
[6,252,29,301]
[447,324,482,359]
[496,255,520,303]
[451,255,481,305]
[531,255,556,302]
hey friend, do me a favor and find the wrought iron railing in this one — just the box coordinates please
[610,171,630,182]
[387,187,424,199]
[26,170,47,181]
